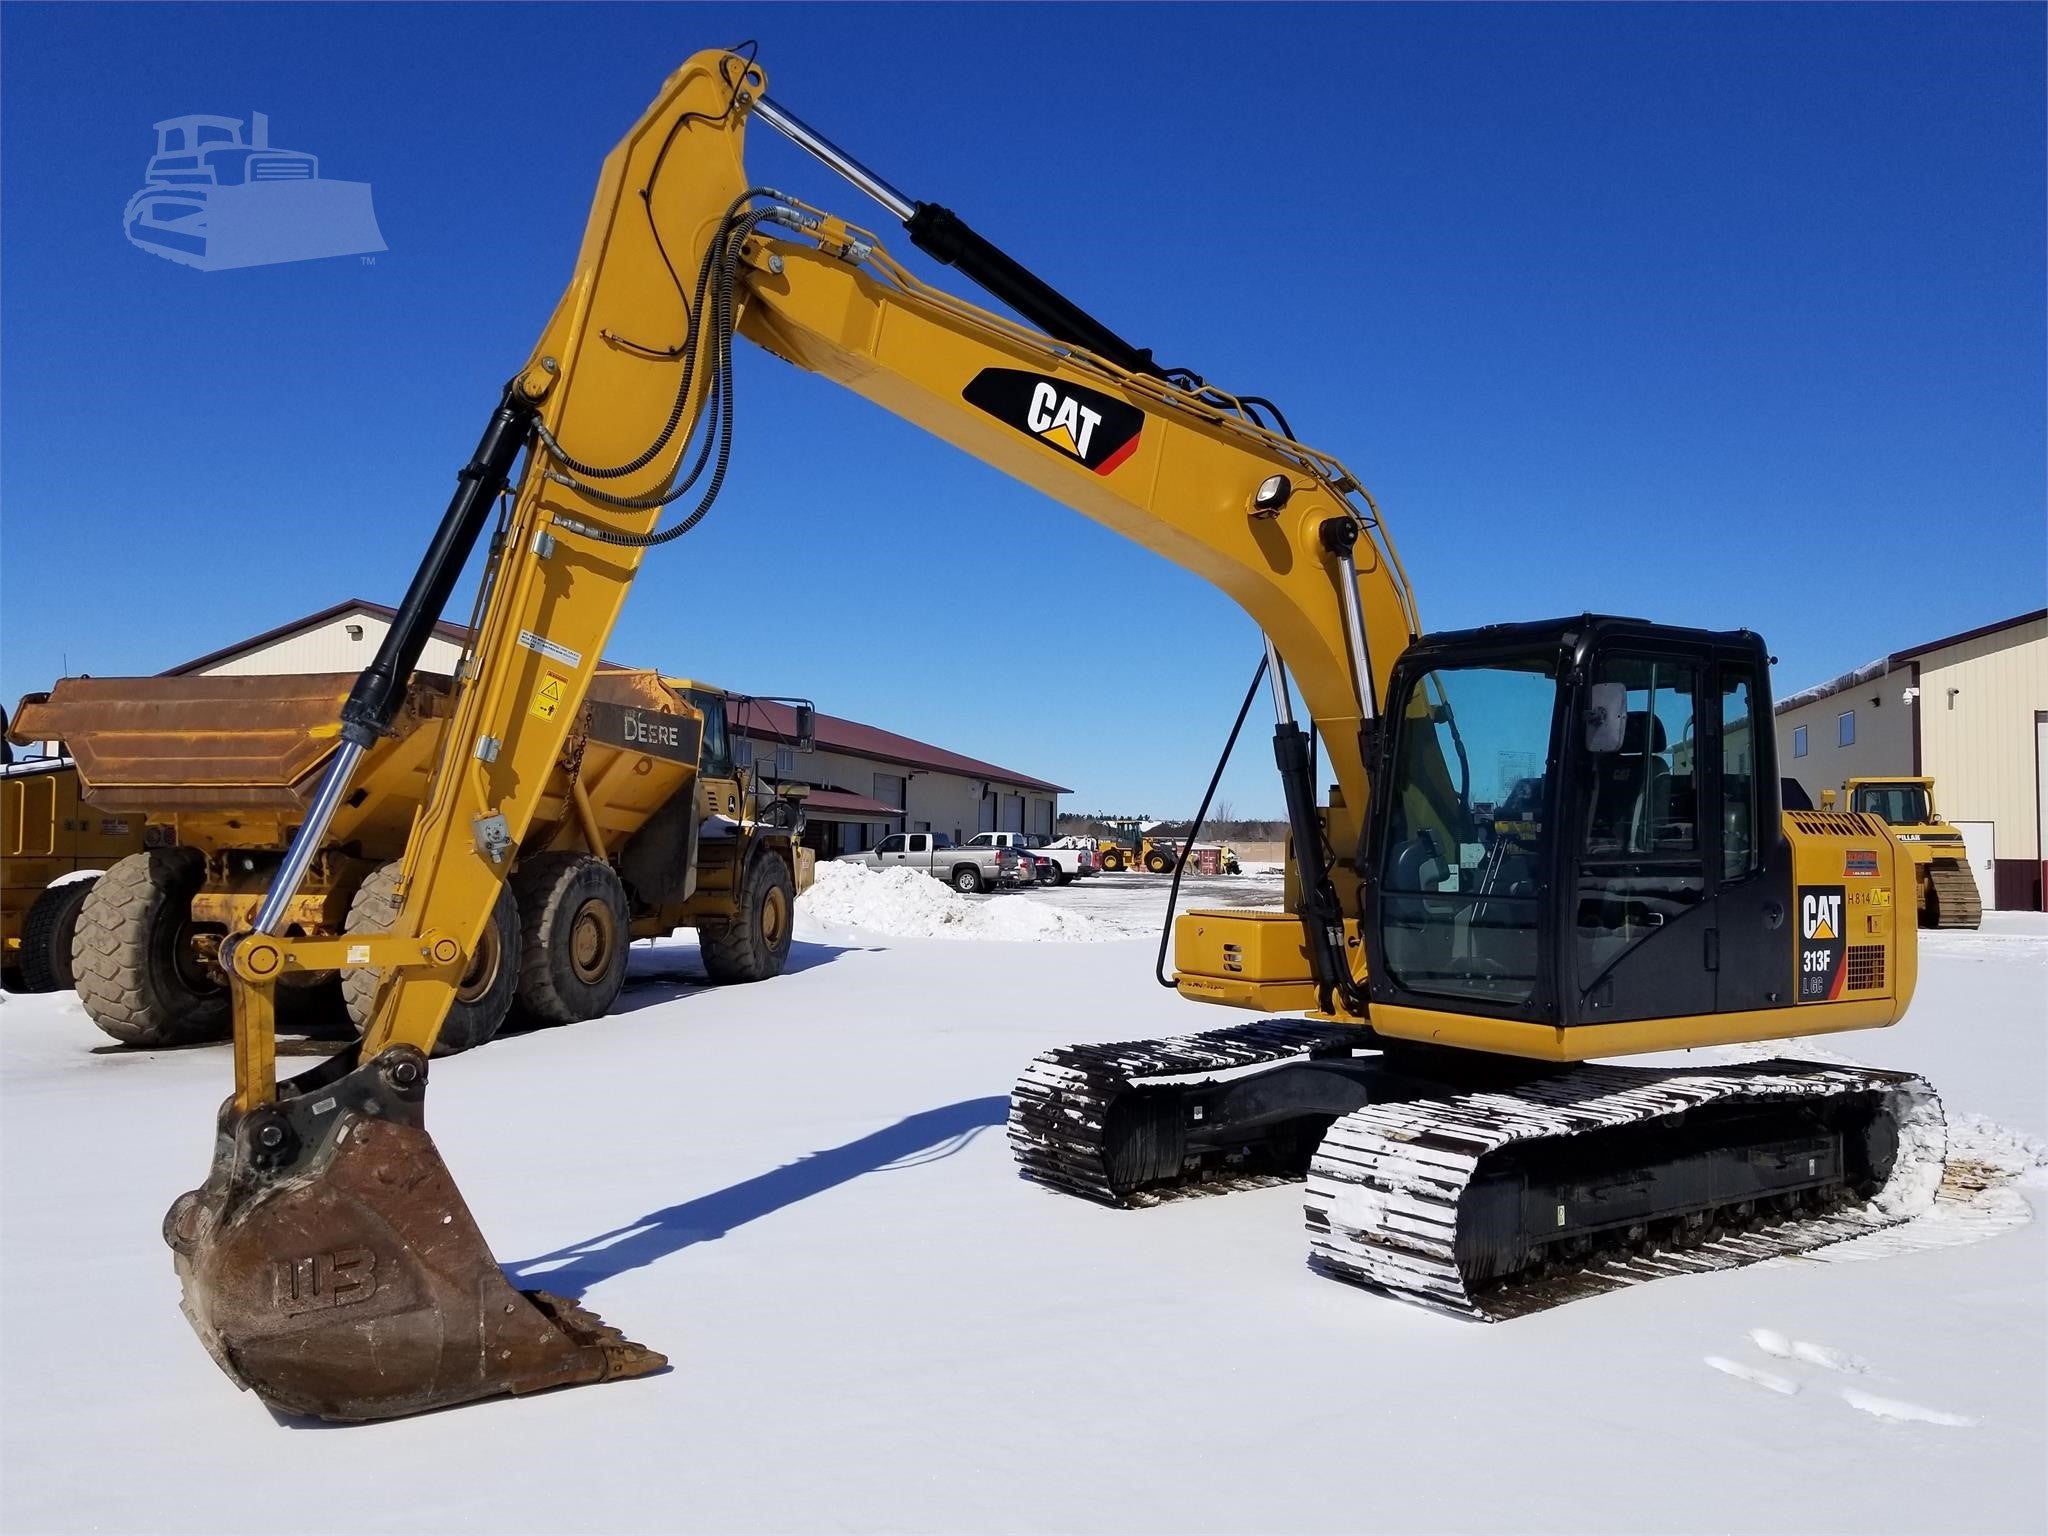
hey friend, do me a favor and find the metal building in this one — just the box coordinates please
[163,599,1067,862]
[1774,609,2048,911]
[725,699,1067,860]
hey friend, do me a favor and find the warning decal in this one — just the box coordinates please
[1845,848,1880,877]
[1798,885,1846,1003]
[530,672,568,722]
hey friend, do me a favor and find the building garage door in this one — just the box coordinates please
[1032,798,1053,837]
[978,793,997,833]
[1955,822,1998,912]
[873,773,905,813]
[1001,793,1024,832]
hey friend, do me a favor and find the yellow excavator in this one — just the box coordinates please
[164,48,1939,1422]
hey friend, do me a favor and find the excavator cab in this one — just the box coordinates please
[1365,616,1805,1051]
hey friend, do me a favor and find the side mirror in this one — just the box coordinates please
[793,703,816,753]
[1584,682,1627,754]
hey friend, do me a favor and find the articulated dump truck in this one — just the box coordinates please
[10,669,814,1050]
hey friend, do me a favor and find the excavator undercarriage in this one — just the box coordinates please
[1010,1021,1937,1320]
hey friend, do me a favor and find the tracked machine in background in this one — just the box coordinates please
[1823,776,1982,929]
[160,48,1941,1423]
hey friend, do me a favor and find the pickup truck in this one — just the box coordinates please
[968,831,1096,885]
[836,831,1025,893]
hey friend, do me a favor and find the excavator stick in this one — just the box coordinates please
[165,1039,665,1421]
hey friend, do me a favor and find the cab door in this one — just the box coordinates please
[1705,652,1796,1014]
[1568,649,1716,1023]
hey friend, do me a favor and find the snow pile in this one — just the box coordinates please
[797,859,1135,942]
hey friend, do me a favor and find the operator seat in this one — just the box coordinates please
[1587,711,1670,855]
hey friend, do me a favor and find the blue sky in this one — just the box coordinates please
[3,3,2041,817]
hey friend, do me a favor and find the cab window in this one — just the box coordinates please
[1720,665,1758,880]
[1378,655,1557,1005]
[876,834,906,855]
[1851,783,1930,825]
[686,689,732,778]
[1576,655,1704,986]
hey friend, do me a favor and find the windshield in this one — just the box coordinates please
[1851,782,1931,825]
[1378,654,1557,1005]
[685,689,730,778]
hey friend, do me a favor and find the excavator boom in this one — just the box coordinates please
[165,48,1934,1422]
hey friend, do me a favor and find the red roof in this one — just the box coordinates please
[729,698,1070,795]
[800,788,906,818]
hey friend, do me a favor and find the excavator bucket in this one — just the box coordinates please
[164,1046,665,1421]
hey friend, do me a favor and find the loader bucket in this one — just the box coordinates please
[163,1046,665,1421]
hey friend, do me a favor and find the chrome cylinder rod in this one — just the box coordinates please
[752,96,916,221]
[1321,523,1379,723]
[1264,638,1296,726]
[252,738,366,936]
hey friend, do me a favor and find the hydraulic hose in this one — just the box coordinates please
[1154,653,1269,990]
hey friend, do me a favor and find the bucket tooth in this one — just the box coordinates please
[164,1046,665,1422]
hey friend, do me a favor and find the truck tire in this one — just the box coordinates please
[701,853,795,984]
[20,877,97,993]
[952,864,985,894]
[341,861,518,1055]
[1144,849,1174,874]
[511,852,629,1028]
[1100,849,1125,872]
[72,850,229,1046]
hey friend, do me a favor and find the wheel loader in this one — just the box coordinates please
[1091,817,1180,873]
[150,48,1943,1423]
[1821,776,1982,929]
[10,668,816,1050]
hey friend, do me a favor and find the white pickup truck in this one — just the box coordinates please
[836,831,1026,893]
[968,831,1096,885]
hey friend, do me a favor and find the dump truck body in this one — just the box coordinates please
[12,668,808,1043]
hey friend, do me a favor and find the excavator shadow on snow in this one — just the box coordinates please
[270,1094,1010,1428]
[503,1094,1012,1299]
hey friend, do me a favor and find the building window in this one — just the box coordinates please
[1793,725,1808,758]
[1837,711,1855,747]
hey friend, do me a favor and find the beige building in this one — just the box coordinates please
[1774,609,2047,911]
[165,599,1066,861]
[166,598,476,678]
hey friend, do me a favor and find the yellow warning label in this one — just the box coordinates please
[1872,887,1892,909]
[530,672,567,721]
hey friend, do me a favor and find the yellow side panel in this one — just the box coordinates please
[1172,907,1362,1013]
[1370,997,1907,1062]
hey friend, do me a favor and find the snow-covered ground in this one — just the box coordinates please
[2,886,2043,1535]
